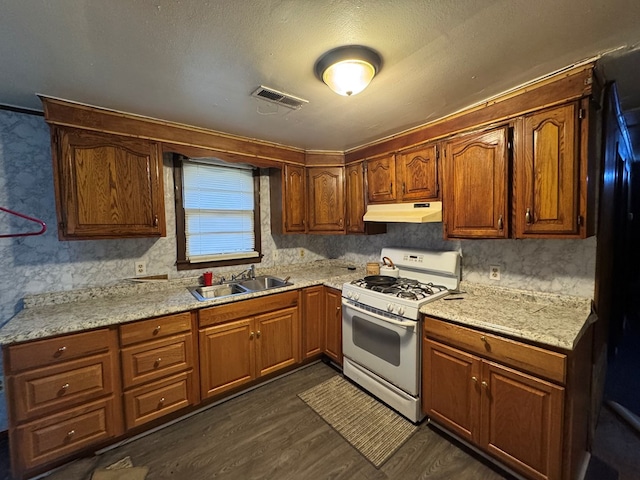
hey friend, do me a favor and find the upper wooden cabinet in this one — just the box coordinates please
[345,163,366,234]
[514,102,582,237]
[307,166,345,233]
[51,127,166,240]
[443,127,509,239]
[366,153,396,203]
[366,143,440,204]
[270,164,307,234]
[396,143,439,202]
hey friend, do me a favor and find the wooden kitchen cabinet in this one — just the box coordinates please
[324,287,342,365]
[307,166,345,233]
[118,312,198,430]
[366,153,397,203]
[443,126,509,239]
[50,126,166,240]
[514,102,583,237]
[302,286,325,358]
[423,318,570,480]
[270,164,307,233]
[4,328,123,478]
[345,162,387,235]
[396,143,439,202]
[198,291,300,399]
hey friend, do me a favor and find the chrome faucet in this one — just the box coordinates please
[231,264,256,281]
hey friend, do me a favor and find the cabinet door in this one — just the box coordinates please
[443,127,509,238]
[423,340,481,444]
[366,154,396,203]
[255,307,300,377]
[516,103,580,237]
[345,162,366,233]
[307,166,345,233]
[199,319,255,399]
[302,287,325,358]
[481,361,564,480]
[53,127,165,239]
[324,288,342,365]
[283,164,307,233]
[397,143,439,201]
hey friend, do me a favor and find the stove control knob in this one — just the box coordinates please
[346,291,353,299]
[387,303,394,313]
[354,293,360,301]
[397,307,405,316]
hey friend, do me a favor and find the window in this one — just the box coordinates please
[174,156,261,270]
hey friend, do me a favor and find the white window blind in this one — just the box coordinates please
[182,160,258,263]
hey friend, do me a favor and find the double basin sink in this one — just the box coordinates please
[189,275,293,301]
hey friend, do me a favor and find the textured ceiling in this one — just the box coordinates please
[1,0,640,154]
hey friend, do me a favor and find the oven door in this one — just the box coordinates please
[342,300,420,395]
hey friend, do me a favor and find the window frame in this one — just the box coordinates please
[173,155,262,271]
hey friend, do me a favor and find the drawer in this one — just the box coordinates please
[6,329,111,373]
[123,371,193,429]
[13,396,122,474]
[121,333,194,388]
[199,290,298,327]
[10,353,115,423]
[424,317,567,384]
[120,312,192,346]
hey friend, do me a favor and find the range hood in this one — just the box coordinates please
[363,202,443,223]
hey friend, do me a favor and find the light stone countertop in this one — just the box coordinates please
[419,281,595,351]
[0,261,363,346]
[1,263,595,351]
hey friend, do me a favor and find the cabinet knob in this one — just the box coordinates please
[480,335,486,342]
[58,346,67,353]
[61,383,70,392]
[55,346,67,357]
[153,215,159,227]
[155,358,162,366]
[471,376,478,383]
[402,182,406,194]
[67,430,75,438]
[256,330,261,339]
[159,397,165,404]
[153,326,161,334]
[498,215,503,230]
[525,208,532,224]
[481,381,489,389]
[250,331,255,340]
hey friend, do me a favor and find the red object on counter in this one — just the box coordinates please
[203,271,213,286]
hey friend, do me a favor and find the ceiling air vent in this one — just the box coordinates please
[251,86,309,110]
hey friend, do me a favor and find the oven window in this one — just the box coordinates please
[352,316,401,366]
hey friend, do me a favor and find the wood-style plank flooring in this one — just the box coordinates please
[38,362,513,480]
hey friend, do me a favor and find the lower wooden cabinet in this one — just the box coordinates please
[302,286,325,358]
[422,316,593,480]
[198,291,300,399]
[4,328,123,479]
[324,287,342,365]
[424,340,563,480]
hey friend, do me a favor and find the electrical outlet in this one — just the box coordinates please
[135,261,147,276]
[489,265,501,280]
[299,248,305,258]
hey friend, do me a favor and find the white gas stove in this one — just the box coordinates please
[341,248,461,422]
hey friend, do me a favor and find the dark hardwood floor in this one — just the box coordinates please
[8,362,514,480]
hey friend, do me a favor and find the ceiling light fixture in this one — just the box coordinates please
[314,45,382,97]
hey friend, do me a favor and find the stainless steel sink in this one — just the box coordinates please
[188,275,292,301]
[238,275,292,291]
[189,283,249,301]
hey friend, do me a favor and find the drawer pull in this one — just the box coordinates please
[480,335,486,342]
[61,383,70,392]
[67,430,75,437]
[525,208,532,224]
[159,397,165,405]
[155,358,162,367]
[54,346,67,357]
[153,326,161,335]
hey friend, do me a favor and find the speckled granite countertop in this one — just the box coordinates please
[0,261,362,345]
[420,282,595,351]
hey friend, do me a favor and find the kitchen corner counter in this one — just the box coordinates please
[0,261,361,346]
[419,282,595,351]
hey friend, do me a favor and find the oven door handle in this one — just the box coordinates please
[344,301,416,329]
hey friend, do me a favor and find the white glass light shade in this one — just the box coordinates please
[314,45,382,97]
[322,59,376,96]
